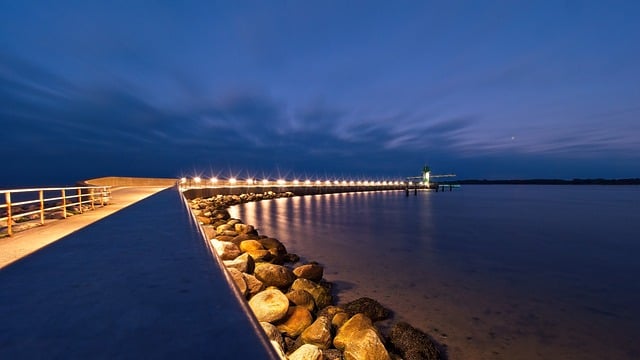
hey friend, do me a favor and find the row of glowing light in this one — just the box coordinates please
[180,177,420,186]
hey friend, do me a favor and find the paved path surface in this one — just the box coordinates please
[0,186,168,269]
[0,188,275,359]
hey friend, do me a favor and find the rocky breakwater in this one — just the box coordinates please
[189,193,445,360]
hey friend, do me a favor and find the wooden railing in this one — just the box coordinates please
[0,186,111,237]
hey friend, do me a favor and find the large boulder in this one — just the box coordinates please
[388,322,443,360]
[286,289,316,312]
[344,297,390,321]
[300,316,332,349]
[211,239,241,260]
[240,240,264,253]
[276,306,313,337]
[334,314,389,360]
[343,328,390,360]
[291,278,333,309]
[224,252,255,274]
[254,263,296,289]
[293,263,324,282]
[248,288,289,323]
[288,344,323,360]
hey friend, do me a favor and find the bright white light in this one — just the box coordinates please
[262,179,269,185]
[293,179,299,185]
[304,180,311,185]
[229,177,237,185]
[194,177,201,183]
[409,181,413,185]
[315,180,322,186]
[180,177,187,184]
[382,181,388,185]
[357,181,362,185]
[334,180,340,185]
[210,177,218,184]
[246,178,253,185]
[349,181,355,185]
[341,180,347,185]
[325,180,332,185]
[277,179,286,185]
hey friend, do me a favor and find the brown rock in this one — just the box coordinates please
[231,233,261,245]
[332,312,350,329]
[388,322,443,360]
[291,278,332,309]
[248,288,289,323]
[300,316,332,349]
[202,225,216,239]
[276,306,313,337]
[243,273,265,297]
[335,314,389,360]
[197,216,211,225]
[211,209,230,220]
[343,328,390,360]
[216,223,234,234]
[344,297,391,322]
[293,263,324,281]
[226,268,247,297]
[286,289,316,312]
[246,249,273,262]
[254,263,296,289]
[288,344,323,360]
[211,239,241,260]
[240,240,264,252]
[259,237,287,255]
[224,252,255,274]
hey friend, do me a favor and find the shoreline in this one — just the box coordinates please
[186,191,446,360]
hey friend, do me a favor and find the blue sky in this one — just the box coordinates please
[1,1,639,186]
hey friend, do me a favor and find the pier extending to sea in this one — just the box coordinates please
[0,176,440,358]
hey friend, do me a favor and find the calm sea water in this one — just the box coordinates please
[231,185,640,360]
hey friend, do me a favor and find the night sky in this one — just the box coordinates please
[2,1,639,187]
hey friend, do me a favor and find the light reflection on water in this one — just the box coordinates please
[231,186,640,360]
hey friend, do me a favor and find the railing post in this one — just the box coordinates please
[62,189,67,219]
[90,188,95,210]
[39,190,45,225]
[77,188,83,214]
[100,188,104,206]
[5,192,12,237]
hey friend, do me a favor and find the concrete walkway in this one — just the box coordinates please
[0,187,276,359]
[0,186,168,269]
